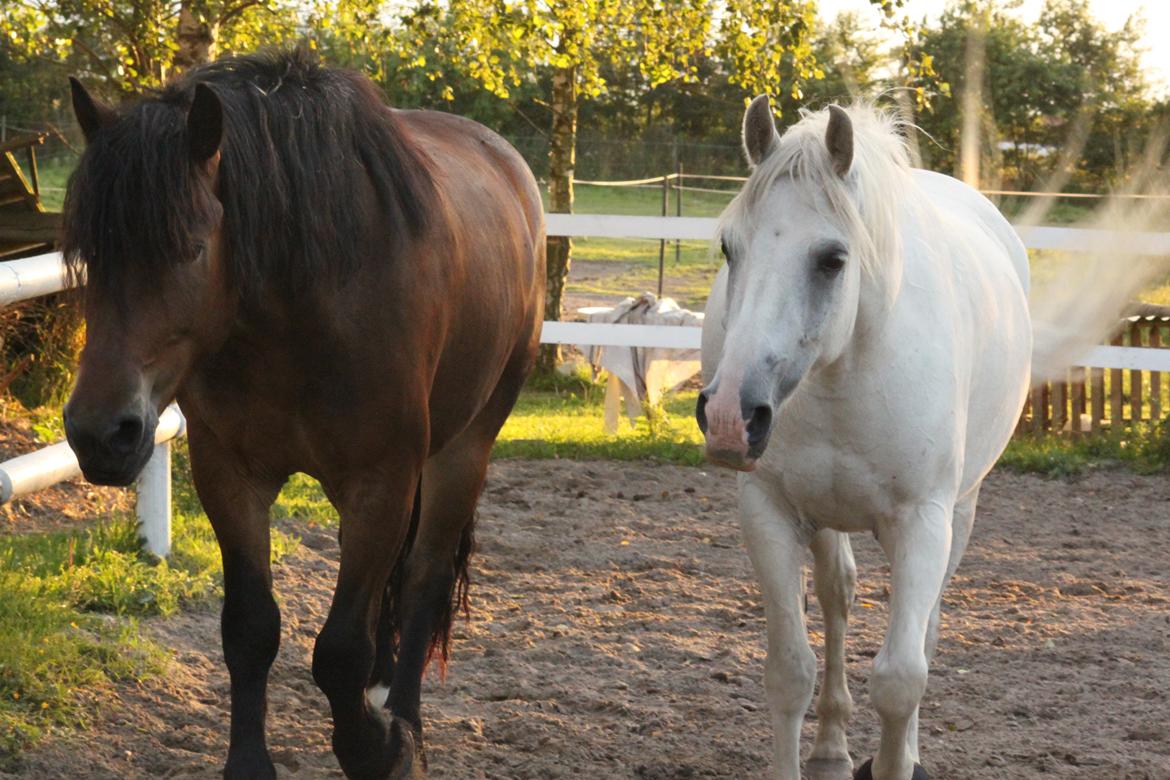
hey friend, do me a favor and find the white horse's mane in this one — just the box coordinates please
[722,103,917,277]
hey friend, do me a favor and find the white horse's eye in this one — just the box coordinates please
[720,238,731,262]
[816,249,846,274]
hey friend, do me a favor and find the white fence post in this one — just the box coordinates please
[136,440,172,558]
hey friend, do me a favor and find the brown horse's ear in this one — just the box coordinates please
[742,94,779,167]
[69,77,116,144]
[825,105,854,177]
[187,83,223,163]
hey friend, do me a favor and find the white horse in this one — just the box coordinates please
[699,98,1032,780]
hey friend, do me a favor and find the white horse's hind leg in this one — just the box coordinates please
[740,477,815,780]
[868,501,953,780]
[808,529,856,768]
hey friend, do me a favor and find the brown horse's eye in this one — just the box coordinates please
[191,242,208,263]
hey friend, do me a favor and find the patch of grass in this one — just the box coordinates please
[494,380,705,464]
[271,473,339,526]
[1000,419,1170,477]
[0,574,162,754]
[546,182,736,218]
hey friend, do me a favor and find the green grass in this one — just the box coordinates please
[998,418,1170,477]
[0,574,162,754]
[494,368,705,464]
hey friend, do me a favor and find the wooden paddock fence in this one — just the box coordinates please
[1022,308,1170,435]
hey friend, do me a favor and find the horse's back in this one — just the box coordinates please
[903,169,1031,490]
[913,169,1029,294]
[399,109,544,242]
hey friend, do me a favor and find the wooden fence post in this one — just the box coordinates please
[1130,321,1144,423]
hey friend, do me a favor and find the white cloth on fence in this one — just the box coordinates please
[576,293,703,432]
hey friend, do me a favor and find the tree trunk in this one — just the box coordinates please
[173,4,217,74]
[538,62,579,373]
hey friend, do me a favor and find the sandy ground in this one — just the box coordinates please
[6,460,1170,779]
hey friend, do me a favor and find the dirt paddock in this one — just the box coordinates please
[9,460,1170,779]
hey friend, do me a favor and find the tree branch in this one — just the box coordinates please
[218,0,263,26]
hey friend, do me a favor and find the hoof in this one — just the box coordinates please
[335,713,420,780]
[806,757,854,780]
[390,716,427,780]
[853,758,930,780]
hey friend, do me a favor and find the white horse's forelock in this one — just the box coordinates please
[720,103,916,280]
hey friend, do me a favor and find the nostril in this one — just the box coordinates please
[695,392,710,434]
[745,405,773,446]
[104,415,145,457]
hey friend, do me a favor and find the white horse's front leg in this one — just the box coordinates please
[865,501,953,780]
[808,529,856,773]
[740,477,815,780]
[906,487,979,763]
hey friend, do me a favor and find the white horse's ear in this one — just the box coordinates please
[742,95,779,167]
[825,105,853,177]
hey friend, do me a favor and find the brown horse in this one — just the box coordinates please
[61,49,544,779]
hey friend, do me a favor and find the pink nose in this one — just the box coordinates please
[696,389,760,472]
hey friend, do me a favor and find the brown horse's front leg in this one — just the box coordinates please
[313,463,424,780]
[187,419,285,780]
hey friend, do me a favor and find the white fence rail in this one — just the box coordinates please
[2,216,1169,556]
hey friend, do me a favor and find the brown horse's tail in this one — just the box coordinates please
[427,517,475,677]
[384,482,475,681]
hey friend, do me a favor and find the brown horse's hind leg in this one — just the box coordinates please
[187,419,285,780]
[380,354,533,759]
[313,460,424,780]
[383,429,492,732]
[365,487,423,712]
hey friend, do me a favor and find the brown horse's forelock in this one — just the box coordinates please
[63,47,437,301]
[62,100,220,298]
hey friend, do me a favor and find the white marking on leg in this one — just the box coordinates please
[365,683,390,709]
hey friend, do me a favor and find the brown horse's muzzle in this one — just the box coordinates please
[64,391,158,487]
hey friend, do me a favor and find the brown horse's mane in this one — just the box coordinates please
[63,46,436,297]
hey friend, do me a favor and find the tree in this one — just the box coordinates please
[911,0,1153,191]
[1,1,299,95]
[776,11,884,115]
